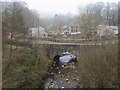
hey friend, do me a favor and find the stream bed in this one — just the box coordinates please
[44,63,82,88]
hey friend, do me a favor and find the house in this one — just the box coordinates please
[29,27,48,38]
[109,26,118,35]
[94,24,117,37]
[61,30,69,35]
[63,26,69,31]
[69,25,81,35]
[60,25,83,35]
[69,24,86,35]
[60,26,69,35]
[71,32,81,35]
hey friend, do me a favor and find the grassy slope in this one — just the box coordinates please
[2,45,51,88]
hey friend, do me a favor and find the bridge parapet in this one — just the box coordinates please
[43,44,81,60]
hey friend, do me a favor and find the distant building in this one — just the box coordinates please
[60,26,69,35]
[109,26,118,35]
[61,30,69,35]
[94,24,118,37]
[69,25,81,35]
[63,26,69,31]
[50,31,58,35]
[69,24,86,35]
[29,27,48,38]
[61,25,84,35]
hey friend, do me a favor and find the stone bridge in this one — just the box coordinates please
[13,38,118,60]
[42,44,82,60]
[31,39,118,60]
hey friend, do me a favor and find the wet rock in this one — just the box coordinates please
[73,78,79,81]
[50,67,52,69]
[61,75,64,77]
[65,78,69,82]
[74,71,77,73]
[55,85,58,88]
[73,78,76,81]
[68,81,70,84]
[56,67,59,69]
[72,66,75,69]
[49,81,53,87]
[58,71,61,74]
[66,76,70,78]
[49,85,54,88]
[64,65,70,68]
[69,64,75,69]
[51,81,54,84]
[62,65,64,68]
[61,87,64,89]
[50,73,54,76]
[49,82,55,88]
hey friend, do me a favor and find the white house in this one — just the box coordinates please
[69,25,81,35]
[61,25,82,35]
[29,27,48,38]
[61,30,69,35]
[61,26,70,35]
[109,26,118,35]
[70,32,81,35]
[95,25,118,37]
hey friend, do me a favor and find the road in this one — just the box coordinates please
[31,39,118,45]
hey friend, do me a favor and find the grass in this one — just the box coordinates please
[2,44,51,88]
[77,44,119,88]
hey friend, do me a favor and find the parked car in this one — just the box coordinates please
[53,52,77,66]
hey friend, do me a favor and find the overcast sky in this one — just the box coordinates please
[24,0,119,18]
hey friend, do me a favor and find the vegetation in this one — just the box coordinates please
[78,44,119,88]
[2,45,51,88]
[1,0,119,88]
[41,2,118,38]
[2,1,118,39]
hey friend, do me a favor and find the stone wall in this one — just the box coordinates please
[43,44,81,60]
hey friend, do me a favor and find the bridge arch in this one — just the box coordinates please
[43,44,81,60]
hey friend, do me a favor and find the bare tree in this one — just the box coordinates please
[2,1,26,60]
[76,2,118,38]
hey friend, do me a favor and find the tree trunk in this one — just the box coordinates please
[9,33,13,60]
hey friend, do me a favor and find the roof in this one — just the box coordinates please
[59,54,76,64]
[109,26,118,30]
[29,27,45,31]
[95,25,118,31]
[95,24,107,29]
[63,26,69,30]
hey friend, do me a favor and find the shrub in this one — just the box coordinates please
[78,44,118,88]
[2,45,51,88]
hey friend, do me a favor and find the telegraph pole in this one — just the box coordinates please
[38,18,40,37]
